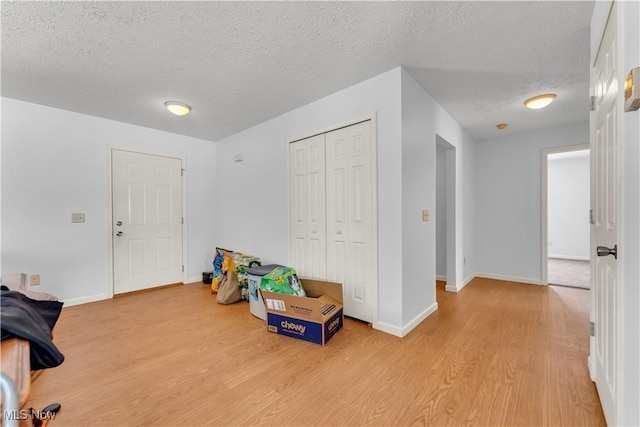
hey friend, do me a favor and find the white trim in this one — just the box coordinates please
[62,293,109,307]
[446,274,475,292]
[184,276,203,285]
[591,0,615,65]
[107,147,187,298]
[402,302,438,336]
[373,321,403,337]
[370,114,379,330]
[436,136,458,297]
[475,272,543,286]
[372,302,438,338]
[436,274,446,282]
[288,114,376,145]
[106,148,115,299]
[181,157,188,285]
[286,114,379,327]
[548,255,590,261]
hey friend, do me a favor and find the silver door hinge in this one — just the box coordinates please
[181,168,185,176]
[590,321,595,337]
[590,96,596,112]
[182,217,184,225]
[590,209,595,225]
[182,265,185,273]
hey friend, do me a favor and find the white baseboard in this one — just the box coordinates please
[373,302,439,338]
[373,321,403,337]
[62,293,109,307]
[475,272,542,285]
[436,275,447,282]
[184,276,203,284]
[402,302,438,336]
[445,274,475,292]
[549,255,590,261]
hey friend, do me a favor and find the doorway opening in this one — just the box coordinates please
[542,146,590,289]
[436,135,456,291]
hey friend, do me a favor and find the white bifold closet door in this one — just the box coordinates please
[325,122,373,322]
[289,134,327,279]
[289,120,374,322]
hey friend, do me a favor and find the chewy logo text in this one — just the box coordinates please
[281,320,306,334]
[328,317,340,331]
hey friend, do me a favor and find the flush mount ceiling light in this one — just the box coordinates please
[524,93,557,109]
[164,101,191,116]
[496,123,508,130]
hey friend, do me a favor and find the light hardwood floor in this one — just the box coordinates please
[24,278,606,426]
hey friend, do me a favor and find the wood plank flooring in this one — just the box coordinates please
[23,278,606,426]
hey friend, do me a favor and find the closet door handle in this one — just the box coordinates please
[597,244,617,259]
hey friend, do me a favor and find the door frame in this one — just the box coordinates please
[286,114,378,327]
[106,147,187,298]
[436,136,457,292]
[540,144,590,285]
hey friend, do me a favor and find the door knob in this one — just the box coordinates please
[597,244,617,259]
[116,221,123,226]
[116,231,124,237]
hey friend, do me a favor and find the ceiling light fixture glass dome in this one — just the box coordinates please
[524,93,557,109]
[164,101,191,116]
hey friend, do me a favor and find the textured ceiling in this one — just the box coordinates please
[1,1,594,142]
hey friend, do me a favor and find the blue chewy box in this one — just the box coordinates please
[267,309,343,345]
[262,278,344,346]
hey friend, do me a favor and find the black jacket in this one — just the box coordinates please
[1,287,64,370]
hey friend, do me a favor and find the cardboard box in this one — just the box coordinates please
[261,278,343,345]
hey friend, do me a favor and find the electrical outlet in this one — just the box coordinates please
[71,213,85,223]
[29,274,40,286]
[422,209,430,222]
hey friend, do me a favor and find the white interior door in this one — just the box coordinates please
[112,149,183,294]
[591,3,619,425]
[289,134,326,279]
[326,121,374,322]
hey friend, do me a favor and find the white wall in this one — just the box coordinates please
[462,128,477,284]
[475,121,589,283]
[592,1,640,424]
[436,143,447,277]
[213,68,405,329]
[1,98,218,304]
[213,67,477,334]
[619,1,640,423]
[399,69,476,326]
[0,98,2,276]
[547,152,590,259]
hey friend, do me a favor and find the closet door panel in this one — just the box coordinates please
[346,122,373,321]
[326,130,347,284]
[289,143,307,274]
[305,135,326,278]
[289,134,326,279]
[326,121,373,322]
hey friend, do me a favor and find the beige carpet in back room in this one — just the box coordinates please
[548,258,590,289]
